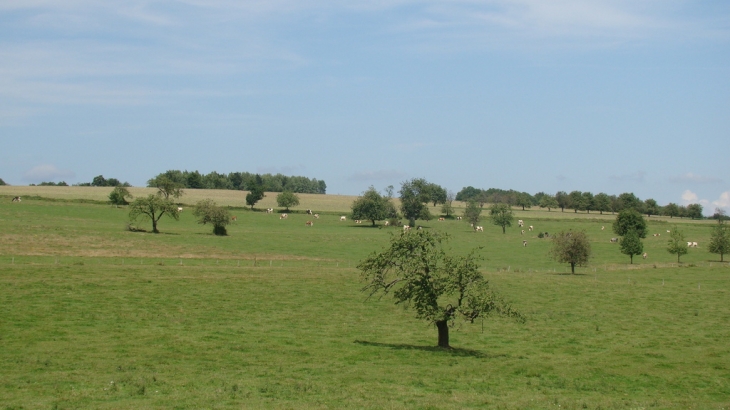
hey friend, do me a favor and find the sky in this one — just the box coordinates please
[1,1,729,214]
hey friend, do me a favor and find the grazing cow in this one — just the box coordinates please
[12,196,21,202]
[522,240,527,247]
[518,220,524,227]
[456,216,462,220]
[438,217,445,221]
[313,214,319,219]
[403,225,411,232]
[642,252,647,259]
[384,221,389,226]
[231,216,237,222]
[355,220,362,224]
[475,226,484,232]
[691,242,698,248]
[610,238,618,243]
[266,208,274,214]
[280,213,288,219]
[653,233,661,237]
[667,230,671,233]
[601,226,605,231]
[339,216,346,221]
[306,209,313,215]
[529,225,534,231]
[521,229,525,235]
[177,207,183,212]
[305,221,313,226]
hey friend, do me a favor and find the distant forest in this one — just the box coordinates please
[147,170,327,194]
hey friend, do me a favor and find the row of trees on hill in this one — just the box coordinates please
[456,187,705,219]
[147,170,326,194]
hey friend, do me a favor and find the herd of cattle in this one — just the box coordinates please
[9,198,701,255]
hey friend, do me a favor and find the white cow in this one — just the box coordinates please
[522,240,527,247]
[280,213,288,219]
[610,238,618,243]
[601,226,605,231]
[438,217,445,221]
[305,221,313,226]
[529,225,533,231]
[475,226,484,232]
[177,207,183,212]
[384,221,390,226]
[518,220,524,227]
[456,216,462,220]
[340,216,346,221]
[521,229,525,235]
[266,208,274,214]
[403,225,411,232]
[12,196,21,202]
[691,242,698,248]
[355,220,362,224]
[642,252,647,259]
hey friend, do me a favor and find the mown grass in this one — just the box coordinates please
[1,189,728,408]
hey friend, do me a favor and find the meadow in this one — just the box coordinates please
[0,187,728,409]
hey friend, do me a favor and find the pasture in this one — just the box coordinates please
[0,188,728,409]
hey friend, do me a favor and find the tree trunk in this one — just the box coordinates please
[571,262,575,274]
[630,255,633,264]
[152,218,159,233]
[436,320,450,348]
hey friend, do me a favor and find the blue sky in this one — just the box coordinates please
[1,1,728,213]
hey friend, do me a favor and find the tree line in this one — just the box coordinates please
[456,187,705,219]
[147,170,326,194]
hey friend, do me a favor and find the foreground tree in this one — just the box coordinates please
[550,230,591,274]
[489,203,513,234]
[351,186,397,226]
[245,184,265,210]
[358,230,523,349]
[128,194,179,233]
[276,191,300,212]
[708,223,730,262]
[109,186,132,206]
[399,178,432,226]
[666,226,688,263]
[613,209,648,238]
[620,229,644,264]
[463,200,482,231]
[193,199,231,235]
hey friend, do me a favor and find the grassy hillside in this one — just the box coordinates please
[0,189,728,408]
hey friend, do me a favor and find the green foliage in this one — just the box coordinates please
[91,175,128,187]
[147,175,185,199]
[192,199,231,236]
[0,177,5,185]
[245,185,265,209]
[613,209,647,238]
[128,194,179,233]
[358,230,522,348]
[276,191,300,211]
[550,230,591,273]
[108,186,132,206]
[350,186,396,226]
[463,200,482,230]
[538,195,559,211]
[619,229,644,264]
[489,203,513,234]
[399,178,432,226]
[708,224,730,262]
[663,202,679,218]
[666,226,688,263]
[148,170,326,193]
[686,203,704,219]
[593,192,611,214]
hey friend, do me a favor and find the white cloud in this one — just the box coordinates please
[669,172,723,184]
[681,189,698,203]
[712,191,730,211]
[23,164,75,182]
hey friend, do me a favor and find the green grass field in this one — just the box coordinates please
[1,189,728,409]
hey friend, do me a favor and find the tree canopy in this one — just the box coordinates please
[463,200,482,231]
[109,186,132,206]
[613,209,648,238]
[193,199,231,236]
[128,194,179,233]
[245,185,265,210]
[489,203,513,234]
[358,230,522,348]
[147,170,326,193]
[708,223,730,262]
[550,230,591,274]
[666,226,688,263]
[619,229,644,264]
[399,178,433,226]
[351,186,397,226]
[276,191,300,212]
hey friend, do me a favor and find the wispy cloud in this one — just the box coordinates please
[348,169,406,182]
[23,164,75,182]
[609,170,645,183]
[669,172,723,184]
[712,192,730,210]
